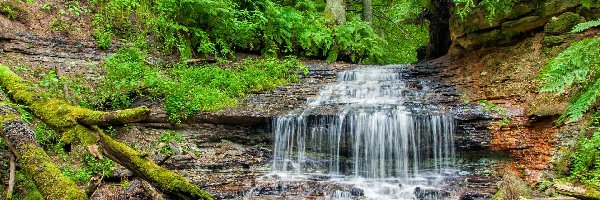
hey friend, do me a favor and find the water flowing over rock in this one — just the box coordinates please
[268,66,459,199]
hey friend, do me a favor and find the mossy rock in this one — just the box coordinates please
[543,35,568,46]
[492,174,532,200]
[579,8,600,20]
[542,0,581,18]
[544,12,586,35]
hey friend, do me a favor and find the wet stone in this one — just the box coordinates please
[350,187,365,196]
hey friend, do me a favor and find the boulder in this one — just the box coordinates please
[544,12,586,35]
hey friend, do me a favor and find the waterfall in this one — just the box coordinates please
[270,66,456,199]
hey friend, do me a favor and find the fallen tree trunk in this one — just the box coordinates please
[0,64,150,146]
[0,65,213,199]
[0,104,87,199]
[96,127,212,199]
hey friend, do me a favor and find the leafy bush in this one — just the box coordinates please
[539,38,600,123]
[158,131,183,155]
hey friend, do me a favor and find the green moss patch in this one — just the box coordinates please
[544,12,586,35]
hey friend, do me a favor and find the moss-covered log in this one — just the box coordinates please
[0,104,87,200]
[0,64,150,145]
[0,65,213,199]
[97,128,212,200]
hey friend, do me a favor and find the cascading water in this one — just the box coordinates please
[270,66,458,199]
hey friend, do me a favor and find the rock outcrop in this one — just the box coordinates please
[449,0,600,54]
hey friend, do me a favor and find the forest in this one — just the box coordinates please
[0,0,599,199]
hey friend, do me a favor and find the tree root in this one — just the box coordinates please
[0,64,214,199]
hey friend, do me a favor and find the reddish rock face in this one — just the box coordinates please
[442,33,581,184]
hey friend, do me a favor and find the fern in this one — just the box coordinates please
[571,18,600,33]
[540,38,600,123]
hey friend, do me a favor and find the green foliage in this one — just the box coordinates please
[93,28,112,50]
[63,153,115,184]
[158,131,183,155]
[478,100,511,128]
[571,18,600,33]
[92,0,385,63]
[540,38,600,123]
[329,19,384,63]
[544,12,586,35]
[33,124,60,149]
[478,100,507,115]
[0,137,5,149]
[12,171,44,200]
[11,103,33,123]
[453,0,516,22]
[95,47,307,123]
[570,125,600,188]
[96,47,161,109]
[35,69,94,108]
[344,0,429,63]
[0,1,25,21]
[159,56,307,123]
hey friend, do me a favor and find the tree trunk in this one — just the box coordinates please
[363,0,373,26]
[325,0,346,25]
[0,104,87,200]
[425,0,452,59]
[0,65,214,200]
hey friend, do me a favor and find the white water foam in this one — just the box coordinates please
[269,66,457,199]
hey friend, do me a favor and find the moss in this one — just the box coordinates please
[61,125,98,146]
[98,131,213,200]
[0,65,38,105]
[543,35,568,46]
[0,114,19,126]
[19,144,87,199]
[541,0,581,18]
[544,12,586,35]
[113,107,151,122]
[78,106,151,125]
